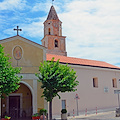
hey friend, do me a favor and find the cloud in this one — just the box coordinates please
[32,2,51,13]
[31,0,67,14]
[3,17,44,38]
[58,0,120,66]
[21,21,44,38]
[0,0,27,11]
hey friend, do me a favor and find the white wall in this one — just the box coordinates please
[52,65,120,116]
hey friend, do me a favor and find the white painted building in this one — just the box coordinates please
[47,54,120,116]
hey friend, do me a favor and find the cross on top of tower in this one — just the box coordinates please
[52,0,54,5]
[13,26,22,36]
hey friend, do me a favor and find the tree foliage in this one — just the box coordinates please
[36,57,79,120]
[36,57,79,102]
[0,44,22,98]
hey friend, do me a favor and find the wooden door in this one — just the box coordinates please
[9,96,20,118]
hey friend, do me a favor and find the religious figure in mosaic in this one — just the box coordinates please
[13,46,22,60]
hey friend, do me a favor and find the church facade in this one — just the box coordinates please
[0,5,120,119]
[0,36,47,118]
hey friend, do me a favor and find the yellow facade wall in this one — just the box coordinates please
[0,36,46,116]
[37,81,44,112]
[1,39,44,73]
[22,80,33,89]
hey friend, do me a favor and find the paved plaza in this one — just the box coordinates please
[68,111,120,120]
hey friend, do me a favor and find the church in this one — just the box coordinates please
[0,5,120,119]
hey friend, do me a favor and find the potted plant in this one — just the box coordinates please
[39,109,47,120]
[61,109,67,120]
[1,115,11,120]
[32,113,40,120]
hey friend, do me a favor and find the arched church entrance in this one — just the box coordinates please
[1,83,33,120]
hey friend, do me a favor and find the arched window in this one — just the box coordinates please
[48,28,51,35]
[55,40,58,47]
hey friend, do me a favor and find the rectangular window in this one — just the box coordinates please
[62,100,66,109]
[112,78,117,88]
[93,77,98,88]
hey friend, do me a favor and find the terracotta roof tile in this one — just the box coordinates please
[47,54,120,69]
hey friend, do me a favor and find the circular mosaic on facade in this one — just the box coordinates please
[13,46,22,60]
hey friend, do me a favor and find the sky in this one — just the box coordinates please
[0,0,120,66]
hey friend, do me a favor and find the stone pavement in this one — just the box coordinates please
[53,107,120,120]
[67,110,120,120]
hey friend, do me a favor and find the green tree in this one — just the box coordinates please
[0,44,22,98]
[35,58,79,120]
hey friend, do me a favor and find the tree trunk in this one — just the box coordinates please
[49,100,52,120]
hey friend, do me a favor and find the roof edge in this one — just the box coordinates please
[58,61,120,70]
[0,35,46,50]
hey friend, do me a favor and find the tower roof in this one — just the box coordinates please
[47,5,59,20]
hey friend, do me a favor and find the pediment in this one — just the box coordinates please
[0,35,46,73]
[0,35,46,50]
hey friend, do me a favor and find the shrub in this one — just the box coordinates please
[39,109,47,116]
[4,116,11,119]
[61,109,67,114]
[32,113,40,117]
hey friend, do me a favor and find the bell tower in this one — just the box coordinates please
[41,5,67,56]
